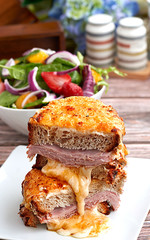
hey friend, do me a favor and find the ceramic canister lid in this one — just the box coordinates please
[87,14,113,26]
[117,17,146,38]
[86,14,115,35]
[119,17,143,28]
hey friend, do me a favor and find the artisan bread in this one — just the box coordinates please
[28,97,125,151]
[28,125,119,151]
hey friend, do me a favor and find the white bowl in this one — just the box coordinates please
[0,86,106,135]
[92,85,106,100]
[0,107,37,135]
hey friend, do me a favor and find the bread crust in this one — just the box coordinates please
[29,97,125,136]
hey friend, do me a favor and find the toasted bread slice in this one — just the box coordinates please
[28,97,125,151]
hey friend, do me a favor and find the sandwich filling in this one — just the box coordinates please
[27,142,127,167]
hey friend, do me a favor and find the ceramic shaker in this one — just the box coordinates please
[85,14,115,67]
[116,17,147,70]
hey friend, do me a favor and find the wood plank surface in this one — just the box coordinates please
[103,77,150,98]
[138,210,150,240]
[103,98,150,144]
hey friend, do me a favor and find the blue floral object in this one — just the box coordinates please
[48,0,139,53]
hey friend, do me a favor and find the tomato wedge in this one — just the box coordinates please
[41,72,71,94]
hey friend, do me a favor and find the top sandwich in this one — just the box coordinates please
[28,96,125,135]
[28,96,127,167]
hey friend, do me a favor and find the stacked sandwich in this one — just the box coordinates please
[19,96,128,237]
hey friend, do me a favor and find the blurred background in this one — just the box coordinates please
[0,0,150,56]
[20,0,150,55]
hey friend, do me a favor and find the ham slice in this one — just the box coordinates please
[37,190,120,223]
[28,144,113,167]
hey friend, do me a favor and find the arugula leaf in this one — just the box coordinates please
[91,65,125,79]
[107,66,126,77]
[0,91,19,107]
[77,51,84,65]
[94,80,109,94]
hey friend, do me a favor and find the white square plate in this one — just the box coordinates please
[0,146,150,240]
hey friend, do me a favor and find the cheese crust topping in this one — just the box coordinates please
[30,97,125,135]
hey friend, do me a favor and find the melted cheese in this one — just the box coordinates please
[47,208,109,238]
[112,141,128,160]
[42,159,92,216]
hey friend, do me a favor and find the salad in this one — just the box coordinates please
[0,48,121,109]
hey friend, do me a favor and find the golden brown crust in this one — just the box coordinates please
[29,97,125,136]
[22,169,70,207]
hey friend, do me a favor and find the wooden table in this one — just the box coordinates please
[0,77,150,239]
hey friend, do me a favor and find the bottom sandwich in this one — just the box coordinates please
[19,159,126,237]
[20,168,116,237]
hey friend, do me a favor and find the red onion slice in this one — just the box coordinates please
[82,65,95,97]
[45,51,80,66]
[28,67,48,98]
[28,67,41,91]
[56,66,79,75]
[21,90,56,108]
[2,58,15,77]
[23,48,55,56]
[4,79,30,95]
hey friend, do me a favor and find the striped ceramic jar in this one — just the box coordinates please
[116,17,148,70]
[85,14,115,67]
